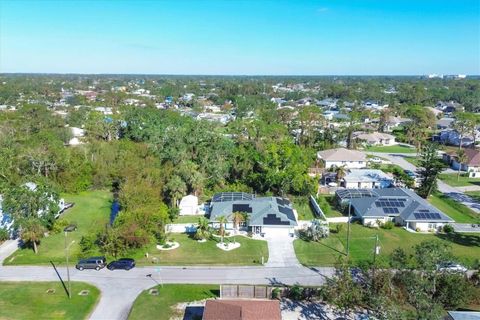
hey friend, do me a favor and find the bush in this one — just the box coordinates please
[381,221,394,229]
[51,219,71,234]
[79,234,96,256]
[271,287,282,299]
[0,228,9,241]
[443,224,454,233]
[288,284,304,300]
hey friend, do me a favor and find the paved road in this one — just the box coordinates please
[0,240,333,320]
[368,152,480,214]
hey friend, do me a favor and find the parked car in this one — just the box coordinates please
[107,258,136,271]
[369,157,382,164]
[76,256,107,271]
[437,262,467,273]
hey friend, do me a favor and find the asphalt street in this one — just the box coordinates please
[0,240,334,320]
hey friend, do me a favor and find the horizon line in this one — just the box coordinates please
[1,72,478,77]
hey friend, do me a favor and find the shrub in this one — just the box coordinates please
[288,284,304,300]
[442,224,454,233]
[271,287,282,299]
[79,234,96,256]
[381,221,394,229]
[51,219,71,234]
[0,228,9,241]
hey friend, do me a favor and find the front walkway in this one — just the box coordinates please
[264,235,301,268]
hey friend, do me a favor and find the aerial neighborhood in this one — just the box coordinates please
[1,73,479,320]
[0,1,479,319]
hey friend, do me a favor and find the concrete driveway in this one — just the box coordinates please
[264,235,302,268]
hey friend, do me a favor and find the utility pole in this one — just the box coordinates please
[64,226,76,299]
[346,202,351,256]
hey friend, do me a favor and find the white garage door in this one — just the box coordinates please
[262,227,292,237]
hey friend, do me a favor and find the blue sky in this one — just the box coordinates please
[1,0,479,75]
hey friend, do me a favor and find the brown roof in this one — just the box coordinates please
[203,299,281,320]
[447,148,480,166]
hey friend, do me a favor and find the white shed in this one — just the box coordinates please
[179,195,199,215]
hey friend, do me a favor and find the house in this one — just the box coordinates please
[438,129,477,147]
[317,148,367,169]
[341,169,394,189]
[384,116,412,132]
[179,195,199,216]
[436,118,455,130]
[436,101,464,114]
[354,132,396,146]
[68,127,85,146]
[203,299,281,320]
[209,192,297,237]
[443,149,480,178]
[335,188,453,231]
[0,183,66,238]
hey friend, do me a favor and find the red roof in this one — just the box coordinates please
[203,299,281,320]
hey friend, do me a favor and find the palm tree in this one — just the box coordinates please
[335,166,347,182]
[21,219,46,254]
[217,216,228,243]
[456,149,467,181]
[195,217,211,240]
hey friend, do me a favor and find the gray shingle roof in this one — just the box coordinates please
[342,188,453,222]
[210,194,297,227]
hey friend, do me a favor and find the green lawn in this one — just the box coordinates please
[428,193,480,224]
[366,144,416,153]
[129,284,219,320]
[4,190,112,266]
[0,281,100,320]
[466,191,480,202]
[404,156,420,166]
[316,195,343,218]
[172,215,205,224]
[439,173,480,187]
[131,233,268,266]
[291,196,315,220]
[294,223,480,268]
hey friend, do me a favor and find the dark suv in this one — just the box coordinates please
[75,256,107,271]
[107,258,136,270]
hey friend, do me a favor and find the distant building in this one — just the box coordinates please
[354,132,396,146]
[317,148,367,169]
[341,169,394,189]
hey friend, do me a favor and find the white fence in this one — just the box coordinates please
[309,195,327,220]
[165,223,197,233]
[326,217,351,223]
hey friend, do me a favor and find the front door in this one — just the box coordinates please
[253,226,262,234]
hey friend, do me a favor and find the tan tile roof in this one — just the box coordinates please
[203,299,281,320]
[317,148,367,162]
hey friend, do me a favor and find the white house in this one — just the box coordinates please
[317,148,367,169]
[354,132,396,146]
[68,127,85,146]
[342,169,394,189]
[443,149,480,178]
[179,195,200,216]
